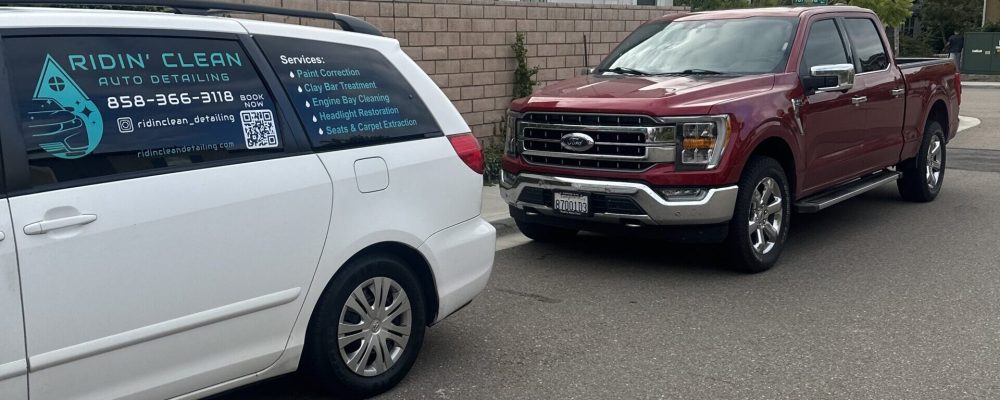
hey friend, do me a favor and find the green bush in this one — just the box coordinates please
[981,22,1000,32]
[482,117,508,186]
[899,34,935,57]
[482,143,503,186]
[511,32,539,99]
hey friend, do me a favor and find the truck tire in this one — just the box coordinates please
[897,121,946,202]
[514,218,579,242]
[725,156,791,273]
[303,252,426,399]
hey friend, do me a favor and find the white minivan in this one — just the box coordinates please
[0,2,495,399]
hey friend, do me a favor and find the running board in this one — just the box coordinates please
[794,170,901,213]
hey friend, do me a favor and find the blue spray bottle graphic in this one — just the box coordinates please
[28,55,103,159]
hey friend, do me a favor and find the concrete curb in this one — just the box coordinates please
[962,82,1000,89]
[489,217,519,237]
[481,185,518,237]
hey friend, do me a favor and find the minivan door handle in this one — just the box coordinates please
[891,88,905,97]
[24,214,98,235]
[851,96,868,106]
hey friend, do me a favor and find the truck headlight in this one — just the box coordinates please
[504,110,521,156]
[674,115,730,170]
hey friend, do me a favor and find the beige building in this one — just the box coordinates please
[987,0,1000,25]
[245,0,686,141]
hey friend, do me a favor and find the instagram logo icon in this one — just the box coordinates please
[117,117,134,134]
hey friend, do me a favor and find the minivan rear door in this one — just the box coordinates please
[0,197,28,400]
[0,31,331,399]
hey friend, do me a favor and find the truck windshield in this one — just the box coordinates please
[597,17,799,76]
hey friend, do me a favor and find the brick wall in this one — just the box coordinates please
[236,0,687,142]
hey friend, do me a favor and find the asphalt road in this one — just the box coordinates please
[951,88,1000,151]
[217,89,1000,400]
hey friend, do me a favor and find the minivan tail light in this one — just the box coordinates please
[448,133,484,174]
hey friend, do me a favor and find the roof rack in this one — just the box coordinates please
[0,0,384,36]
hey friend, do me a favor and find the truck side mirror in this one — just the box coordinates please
[805,63,855,93]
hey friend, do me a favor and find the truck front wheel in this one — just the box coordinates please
[725,156,791,273]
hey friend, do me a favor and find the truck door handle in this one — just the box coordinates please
[24,214,98,235]
[851,96,868,106]
[891,88,905,97]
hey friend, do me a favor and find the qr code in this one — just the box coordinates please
[240,109,279,149]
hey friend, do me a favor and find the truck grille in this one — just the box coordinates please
[517,113,676,172]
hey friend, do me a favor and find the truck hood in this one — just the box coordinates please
[512,74,777,116]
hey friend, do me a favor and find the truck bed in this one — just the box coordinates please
[897,56,961,160]
[896,57,955,69]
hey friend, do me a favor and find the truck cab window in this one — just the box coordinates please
[843,18,889,72]
[799,19,850,76]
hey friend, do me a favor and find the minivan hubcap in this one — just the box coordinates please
[748,177,783,255]
[926,136,943,190]
[337,277,412,377]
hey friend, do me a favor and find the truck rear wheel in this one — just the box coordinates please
[897,121,946,202]
[725,156,791,273]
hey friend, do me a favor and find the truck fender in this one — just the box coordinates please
[922,92,953,137]
[731,120,802,196]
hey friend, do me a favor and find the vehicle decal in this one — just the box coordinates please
[30,55,104,159]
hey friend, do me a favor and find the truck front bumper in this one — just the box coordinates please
[500,172,738,226]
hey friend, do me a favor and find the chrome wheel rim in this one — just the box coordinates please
[926,135,943,190]
[748,177,783,256]
[337,277,412,377]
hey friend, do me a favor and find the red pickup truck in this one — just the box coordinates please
[500,6,961,272]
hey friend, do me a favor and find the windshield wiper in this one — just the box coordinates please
[677,69,724,75]
[594,67,653,76]
[654,69,726,76]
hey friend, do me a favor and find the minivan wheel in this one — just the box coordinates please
[304,253,426,399]
[897,121,946,202]
[725,156,791,273]
[514,217,579,242]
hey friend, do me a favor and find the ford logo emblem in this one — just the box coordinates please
[561,132,595,152]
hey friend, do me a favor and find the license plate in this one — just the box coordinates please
[553,192,589,216]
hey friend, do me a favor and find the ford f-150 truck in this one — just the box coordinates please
[500,6,961,272]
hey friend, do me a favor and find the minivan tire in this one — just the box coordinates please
[725,156,791,273]
[303,252,426,399]
[897,120,946,202]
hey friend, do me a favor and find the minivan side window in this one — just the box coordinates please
[254,36,441,150]
[843,18,890,73]
[799,19,850,77]
[3,35,284,188]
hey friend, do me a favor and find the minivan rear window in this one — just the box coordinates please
[3,35,284,188]
[254,36,441,150]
